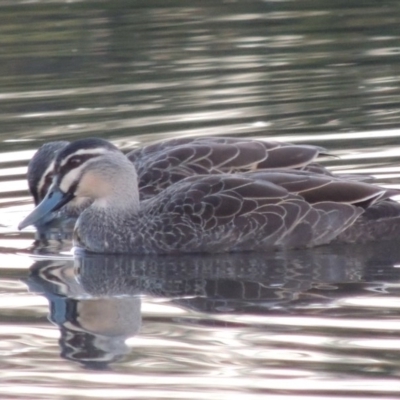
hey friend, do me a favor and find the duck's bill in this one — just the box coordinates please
[18,186,74,230]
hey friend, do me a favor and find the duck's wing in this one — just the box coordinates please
[243,171,400,246]
[243,170,400,207]
[301,162,334,176]
[127,136,288,161]
[132,140,325,199]
[144,175,363,252]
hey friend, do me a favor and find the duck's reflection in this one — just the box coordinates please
[26,240,400,369]
[28,260,140,369]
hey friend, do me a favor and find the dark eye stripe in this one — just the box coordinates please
[57,153,100,186]
[37,173,54,203]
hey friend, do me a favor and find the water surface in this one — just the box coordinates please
[2,0,400,399]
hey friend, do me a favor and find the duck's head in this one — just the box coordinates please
[19,138,134,230]
[27,141,70,206]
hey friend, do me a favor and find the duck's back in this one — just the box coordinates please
[131,139,325,199]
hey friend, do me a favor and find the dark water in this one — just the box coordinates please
[2,0,400,399]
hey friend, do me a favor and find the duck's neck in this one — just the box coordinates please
[91,159,141,216]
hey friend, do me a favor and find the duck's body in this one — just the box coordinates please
[74,173,360,254]
[19,138,400,254]
[27,136,328,226]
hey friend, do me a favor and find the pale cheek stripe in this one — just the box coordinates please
[59,163,87,193]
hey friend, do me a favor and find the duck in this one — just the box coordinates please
[27,136,328,227]
[27,141,92,228]
[19,137,400,254]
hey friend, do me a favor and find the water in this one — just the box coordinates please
[2,0,400,398]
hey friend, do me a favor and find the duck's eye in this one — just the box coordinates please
[44,173,53,186]
[67,157,82,167]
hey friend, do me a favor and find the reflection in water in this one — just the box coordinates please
[2,0,400,398]
[27,241,400,375]
[27,260,140,369]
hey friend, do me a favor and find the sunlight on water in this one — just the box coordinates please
[0,255,33,269]
[1,0,400,399]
